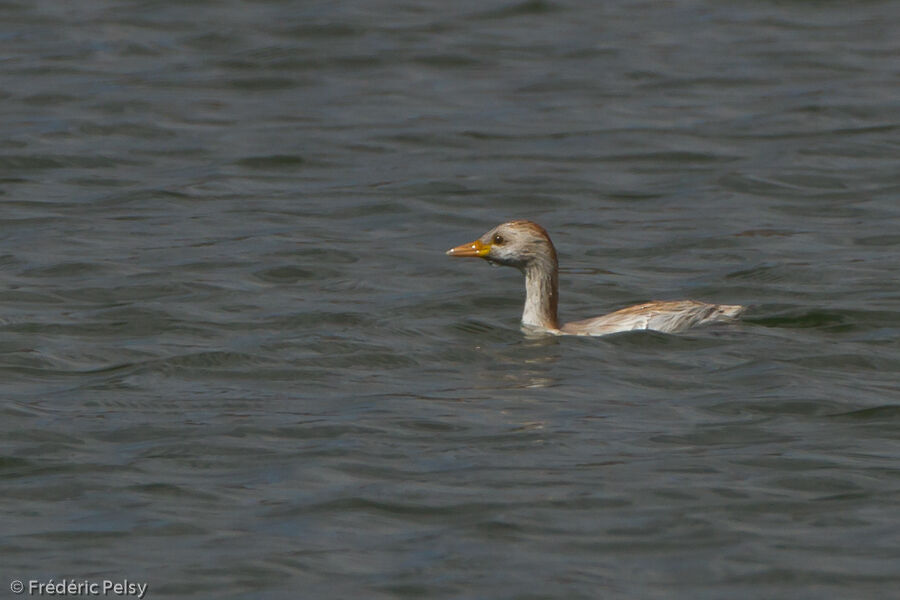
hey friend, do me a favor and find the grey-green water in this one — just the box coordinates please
[2,1,900,599]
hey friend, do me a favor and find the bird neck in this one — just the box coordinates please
[522,251,559,330]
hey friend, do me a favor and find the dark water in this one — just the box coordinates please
[2,1,900,598]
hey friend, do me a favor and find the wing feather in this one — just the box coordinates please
[560,300,744,336]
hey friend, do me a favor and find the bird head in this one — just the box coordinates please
[446,220,557,271]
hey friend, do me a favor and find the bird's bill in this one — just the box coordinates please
[446,239,490,258]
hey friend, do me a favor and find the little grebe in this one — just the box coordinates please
[446,220,744,336]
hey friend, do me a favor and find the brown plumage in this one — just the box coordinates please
[446,220,745,336]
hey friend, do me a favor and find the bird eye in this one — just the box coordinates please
[493,234,504,245]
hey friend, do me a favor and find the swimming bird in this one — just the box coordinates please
[446,220,744,336]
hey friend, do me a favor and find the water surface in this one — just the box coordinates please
[2,1,900,598]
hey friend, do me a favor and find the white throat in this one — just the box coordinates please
[521,263,559,330]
